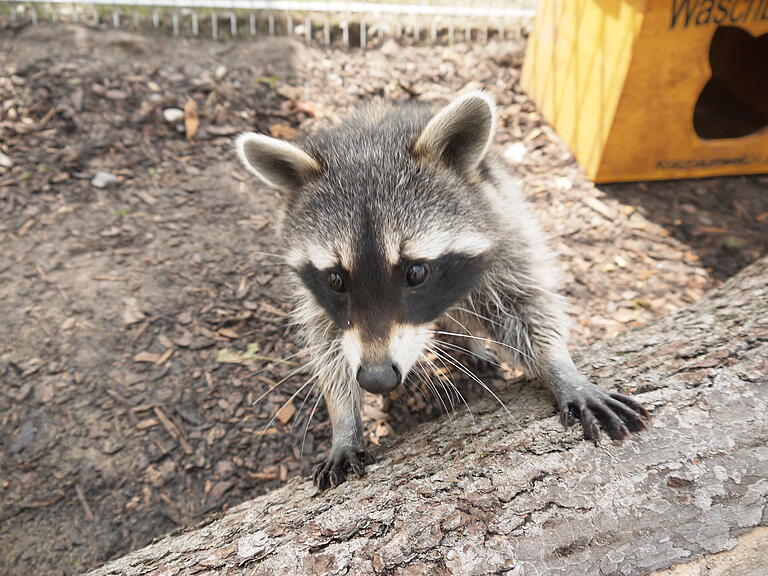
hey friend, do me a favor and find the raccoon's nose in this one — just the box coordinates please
[356,362,401,394]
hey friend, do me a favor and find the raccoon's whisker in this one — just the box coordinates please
[246,350,304,379]
[290,378,320,433]
[443,312,476,336]
[408,363,434,409]
[252,365,309,408]
[430,345,507,418]
[253,262,289,269]
[417,358,446,408]
[426,354,464,420]
[452,306,509,330]
[416,358,451,415]
[483,292,525,324]
[250,250,288,261]
[425,345,475,422]
[424,359,457,417]
[251,346,336,407]
[429,345,513,418]
[430,338,502,368]
[260,372,319,435]
[392,381,409,404]
[301,392,324,460]
[427,354,460,414]
[420,354,458,415]
[415,360,445,414]
[427,330,534,363]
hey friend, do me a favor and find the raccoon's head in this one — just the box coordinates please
[236,91,498,395]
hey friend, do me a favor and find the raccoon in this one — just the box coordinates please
[235,91,648,490]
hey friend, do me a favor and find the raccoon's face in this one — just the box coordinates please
[236,91,498,394]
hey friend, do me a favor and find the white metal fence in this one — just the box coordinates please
[1,0,537,46]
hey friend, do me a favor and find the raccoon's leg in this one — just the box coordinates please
[472,288,649,442]
[313,372,373,490]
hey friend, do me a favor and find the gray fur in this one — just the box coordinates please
[235,91,648,490]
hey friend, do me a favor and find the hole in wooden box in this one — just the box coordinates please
[693,26,768,140]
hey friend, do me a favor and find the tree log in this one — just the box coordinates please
[86,257,768,576]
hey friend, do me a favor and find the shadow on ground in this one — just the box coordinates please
[601,176,768,282]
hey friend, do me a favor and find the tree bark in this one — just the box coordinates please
[86,257,768,576]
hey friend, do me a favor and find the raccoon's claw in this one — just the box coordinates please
[313,446,375,491]
[559,384,649,444]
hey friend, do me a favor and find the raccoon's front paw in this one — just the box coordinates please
[313,445,375,491]
[559,383,649,443]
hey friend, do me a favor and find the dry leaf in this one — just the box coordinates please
[208,481,233,501]
[363,394,387,421]
[582,196,616,221]
[276,84,300,100]
[275,401,296,425]
[155,348,174,365]
[247,471,279,481]
[215,342,260,364]
[695,226,727,235]
[122,297,146,325]
[269,124,300,140]
[134,351,161,363]
[184,98,199,141]
[174,331,193,348]
[294,100,319,117]
[136,418,159,430]
[614,309,640,323]
[217,328,239,339]
[206,125,240,136]
[369,419,393,445]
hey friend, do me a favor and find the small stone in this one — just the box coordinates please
[122,297,146,325]
[214,65,227,80]
[91,172,118,188]
[163,108,184,123]
[554,176,573,191]
[503,142,527,163]
[381,39,399,56]
[105,89,128,100]
[0,151,13,168]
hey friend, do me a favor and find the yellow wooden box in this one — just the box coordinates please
[521,0,768,182]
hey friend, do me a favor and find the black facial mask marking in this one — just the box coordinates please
[298,251,486,337]
[401,253,486,324]
[298,264,350,328]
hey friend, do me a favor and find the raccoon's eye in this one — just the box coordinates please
[328,270,345,292]
[405,263,429,287]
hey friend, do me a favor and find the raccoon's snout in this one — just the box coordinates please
[356,362,402,394]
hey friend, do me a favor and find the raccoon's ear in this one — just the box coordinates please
[413,90,497,173]
[235,132,320,193]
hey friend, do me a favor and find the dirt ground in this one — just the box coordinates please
[1,22,766,576]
